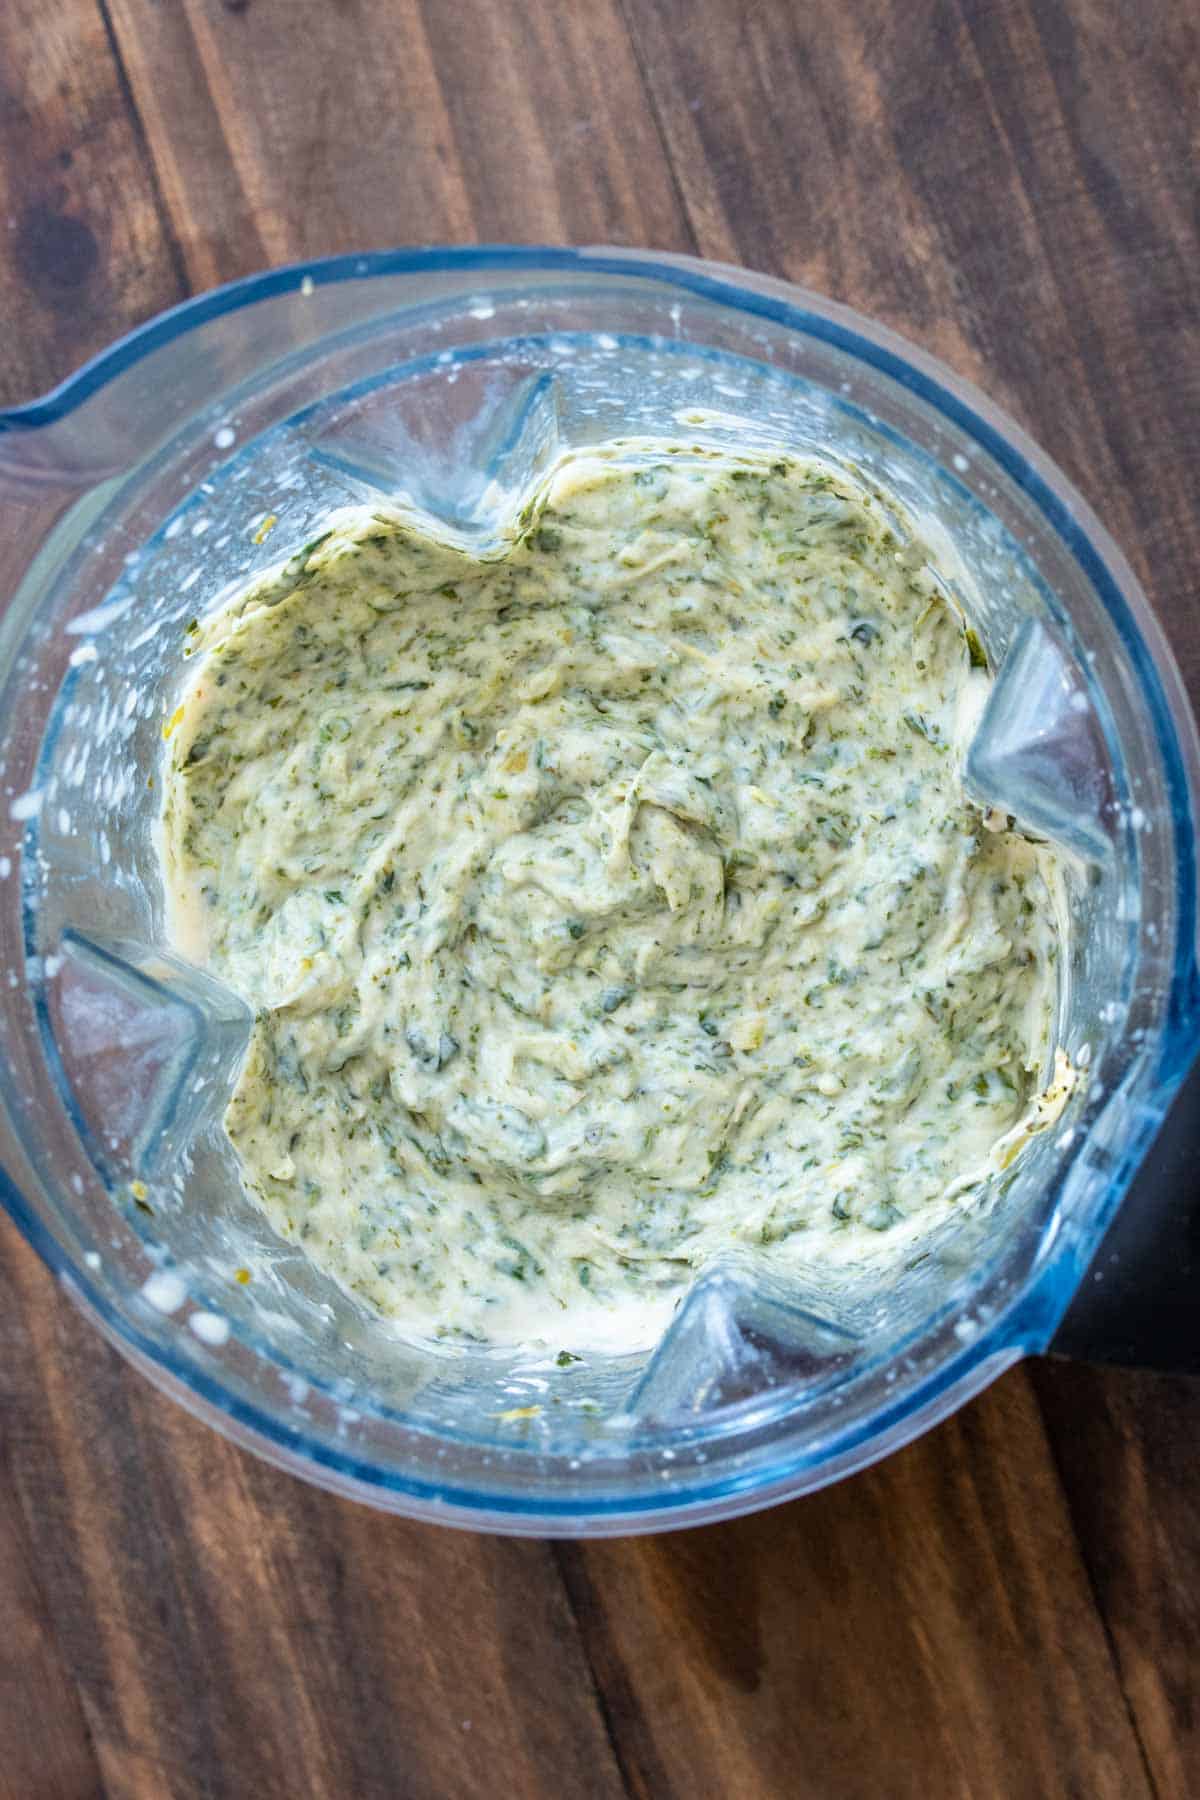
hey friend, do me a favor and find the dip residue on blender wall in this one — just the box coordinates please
[160,441,1070,1351]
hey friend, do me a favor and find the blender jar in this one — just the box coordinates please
[0,248,1195,1535]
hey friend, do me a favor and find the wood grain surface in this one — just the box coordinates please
[1,2,1197,1796]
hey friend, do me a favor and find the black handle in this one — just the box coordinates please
[1047,1053,1200,1374]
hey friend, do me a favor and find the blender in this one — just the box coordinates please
[0,247,1195,1534]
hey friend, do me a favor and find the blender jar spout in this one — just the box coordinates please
[0,413,130,499]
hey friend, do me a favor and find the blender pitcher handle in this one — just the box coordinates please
[1047,1053,1200,1374]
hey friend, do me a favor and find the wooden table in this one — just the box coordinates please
[1,2,1197,1795]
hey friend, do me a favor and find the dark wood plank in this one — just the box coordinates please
[410,0,691,252]
[616,0,985,359]
[0,0,185,404]
[102,0,689,289]
[1034,1361,1200,1796]
[560,1373,1152,1800]
[101,0,474,289]
[0,1458,104,1800]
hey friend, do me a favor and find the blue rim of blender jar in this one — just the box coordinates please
[1,246,1197,1528]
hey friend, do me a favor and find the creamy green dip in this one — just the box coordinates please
[162,443,1066,1349]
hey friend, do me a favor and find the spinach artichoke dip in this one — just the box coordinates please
[162,442,1066,1351]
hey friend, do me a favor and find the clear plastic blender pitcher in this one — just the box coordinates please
[0,248,1196,1534]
